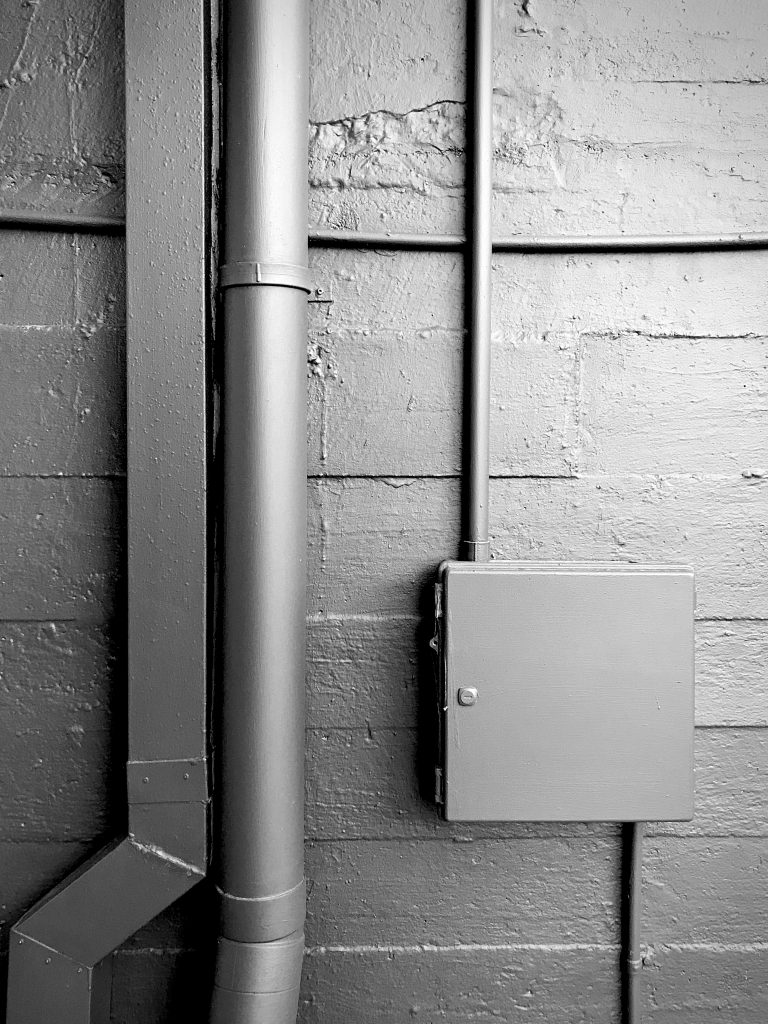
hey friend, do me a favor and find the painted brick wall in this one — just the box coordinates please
[2,1,768,1021]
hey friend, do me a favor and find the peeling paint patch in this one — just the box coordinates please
[0,0,41,102]
[309,101,465,196]
[77,292,117,339]
[307,338,339,380]
[498,0,546,38]
[493,85,564,171]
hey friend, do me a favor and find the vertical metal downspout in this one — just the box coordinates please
[210,1,308,1021]
[462,0,494,563]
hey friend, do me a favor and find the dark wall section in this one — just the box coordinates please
[2,1,768,1021]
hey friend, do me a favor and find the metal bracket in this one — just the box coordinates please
[127,758,208,804]
[219,260,312,292]
[219,261,333,303]
[461,539,490,561]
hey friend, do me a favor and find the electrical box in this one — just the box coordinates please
[434,561,695,822]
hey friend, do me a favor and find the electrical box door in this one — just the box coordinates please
[435,561,695,822]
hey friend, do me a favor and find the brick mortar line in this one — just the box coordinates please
[308,613,763,624]
[302,833,765,844]
[306,941,768,955]
[303,724,768,733]
[0,473,125,481]
[6,832,767,846]
[305,942,619,955]
[0,613,761,625]
[111,941,768,957]
[309,473,768,481]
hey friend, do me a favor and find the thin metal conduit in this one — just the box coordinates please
[460,4,646,1024]
[624,823,645,1024]
[462,0,493,562]
[0,208,125,233]
[309,228,768,252]
[2,208,768,253]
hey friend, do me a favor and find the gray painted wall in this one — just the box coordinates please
[1,0,767,1020]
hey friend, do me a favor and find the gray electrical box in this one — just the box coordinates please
[434,561,695,822]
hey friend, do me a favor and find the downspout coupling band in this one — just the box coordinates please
[216,880,307,943]
[219,260,312,292]
[211,934,305,1023]
[213,934,304,995]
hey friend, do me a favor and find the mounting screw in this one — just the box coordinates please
[457,686,478,707]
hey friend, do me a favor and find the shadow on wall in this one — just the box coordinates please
[416,573,441,811]
[110,946,213,1024]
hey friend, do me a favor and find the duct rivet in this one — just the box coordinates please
[315,287,324,296]
[45,958,51,965]
[457,686,478,707]
[183,772,190,780]
[142,776,149,784]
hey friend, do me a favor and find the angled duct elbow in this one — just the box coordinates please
[211,1,309,1021]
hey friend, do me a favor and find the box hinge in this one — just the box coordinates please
[432,580,447,808]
